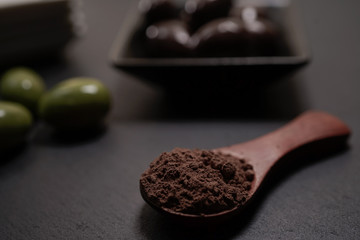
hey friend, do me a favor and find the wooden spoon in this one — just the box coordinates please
[140,111,351,224]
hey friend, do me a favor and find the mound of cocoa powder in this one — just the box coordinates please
[140,148,255,215]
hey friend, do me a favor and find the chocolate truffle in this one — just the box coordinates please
[230,6,279,56]
[229,6,270,21]
[138,0,178,24]
[182,0,232,32]
[242,16,279,56]
[191,15,279,57]
[145,20,193,57]
[191,17,248,57]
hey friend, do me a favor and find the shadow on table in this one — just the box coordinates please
[0,144,33,178]
[138,203,255,240]
[112,72,309,122]
[32,123,107,148]
[159,75,307,121]
[0,144,27,166]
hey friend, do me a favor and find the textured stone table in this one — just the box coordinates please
[0,0,359,239]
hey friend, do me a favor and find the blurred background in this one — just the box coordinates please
[0,0,359,239]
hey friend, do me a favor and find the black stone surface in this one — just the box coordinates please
[0,0,360,239]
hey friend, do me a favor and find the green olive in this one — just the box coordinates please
[0,101,33,150]
[0,67,45,112]
[38,77,111,129]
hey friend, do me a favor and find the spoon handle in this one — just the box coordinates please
[218,111,351,190]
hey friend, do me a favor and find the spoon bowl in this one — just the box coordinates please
[140,111,351,224]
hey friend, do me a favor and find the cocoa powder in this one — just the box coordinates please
[140,148,255,215]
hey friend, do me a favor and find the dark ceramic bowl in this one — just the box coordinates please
[110,0,310,92]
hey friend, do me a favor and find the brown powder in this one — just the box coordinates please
[140,148,255,215]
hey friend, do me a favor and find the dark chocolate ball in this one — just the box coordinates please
[138,0,178,24]
[145,20,193,57]
[229,6,270,21]
[242,17,279,56]
[191,17,247,57]
[229,6,280,56]
[182,0,232,32]
[191,16,279,57]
